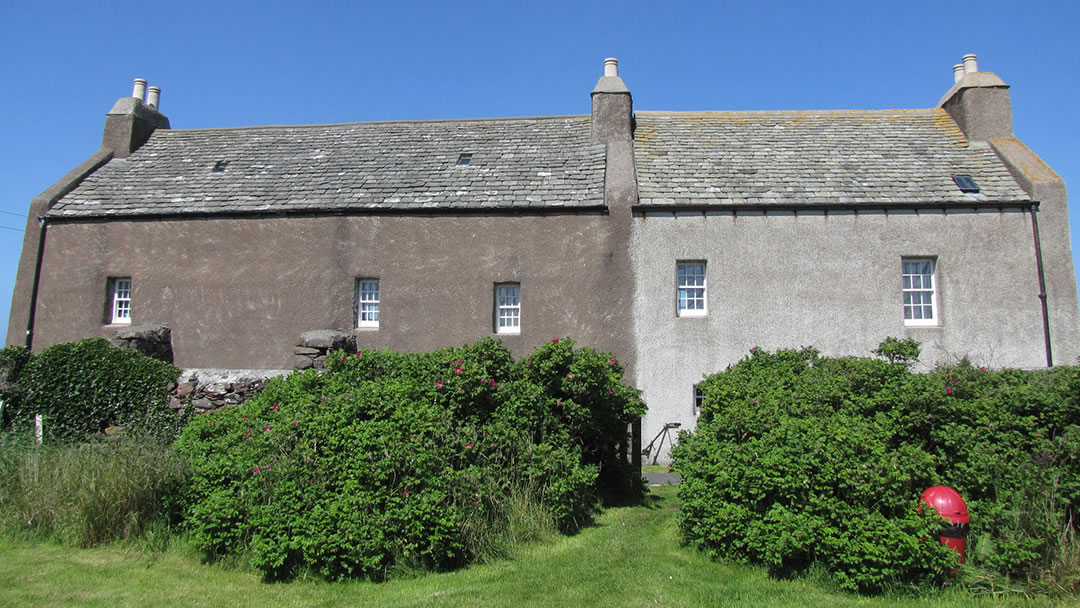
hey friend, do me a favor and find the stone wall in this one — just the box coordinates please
[293,329,357,370]
[110,322,173,363]
[167,368,289,413]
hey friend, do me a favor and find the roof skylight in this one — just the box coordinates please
[952,175,979,193]
[456,153,473,166]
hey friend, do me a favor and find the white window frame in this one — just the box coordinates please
[902,259,938,327]
[693,384,705,416]
[110,277,132,324]
[356,279,380,329]
[676,261,707,317]
[494,283,521,335]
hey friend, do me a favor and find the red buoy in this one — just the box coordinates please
[920,486,970,563]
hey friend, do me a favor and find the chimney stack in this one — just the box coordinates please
[939,54,1013,142]
[591,56,632,144]
[102,78,170,158]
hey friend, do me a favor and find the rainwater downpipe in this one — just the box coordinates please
[1029,203,1052,367]
[24,216,48,351]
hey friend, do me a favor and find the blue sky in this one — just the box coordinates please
[2,0,1078,343]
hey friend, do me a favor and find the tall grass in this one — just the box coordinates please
[458,484,559,565]
[0,432,190,547]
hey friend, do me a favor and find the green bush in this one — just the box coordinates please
[673,345,1080,594]
[15,338,184,441]
[0,432,191,546]
[0,345,32,428]
[175,337,645,581]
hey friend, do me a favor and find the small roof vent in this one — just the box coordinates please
[212,160,230,173]
[953,175,980,193]
[456,153,473,166]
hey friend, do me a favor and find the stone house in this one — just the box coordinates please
[8,56,1079,462]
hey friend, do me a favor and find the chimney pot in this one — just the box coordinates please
[962,54,978,74]
[132,78,147,101]
[953,64,965,83]
[146,86,161,109]
[604,57,619,78]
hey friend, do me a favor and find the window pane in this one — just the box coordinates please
[112,278,132,323]
[495,284,521,334]
[357,280,380,327]
[677,262,707,316]
[902,259,937,326]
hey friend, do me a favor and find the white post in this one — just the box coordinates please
[34,414,43,444]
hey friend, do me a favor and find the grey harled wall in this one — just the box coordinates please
[631,208,1068,462]
[27,212,631,369]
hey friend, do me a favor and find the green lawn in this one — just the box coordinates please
[0,486,1068,607]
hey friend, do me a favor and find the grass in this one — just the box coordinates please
[0,435,189,546]
[1,485,1073,608]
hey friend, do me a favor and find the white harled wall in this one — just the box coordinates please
[631,208,1061,463]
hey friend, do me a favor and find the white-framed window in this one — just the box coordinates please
[495,283,521,334]
[110,277,132,324]
[677,261,707,317]
[356,279,380,328]
[902,259,938,326]
[693,384,705,416]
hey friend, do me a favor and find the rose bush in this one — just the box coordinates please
[673,344,1080,594]
[175,337,645,580]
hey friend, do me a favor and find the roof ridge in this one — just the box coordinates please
[159,114,592,134]
[636,108,941,116]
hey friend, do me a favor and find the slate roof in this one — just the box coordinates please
[633,109,1030,207]
[49,116,606,218]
